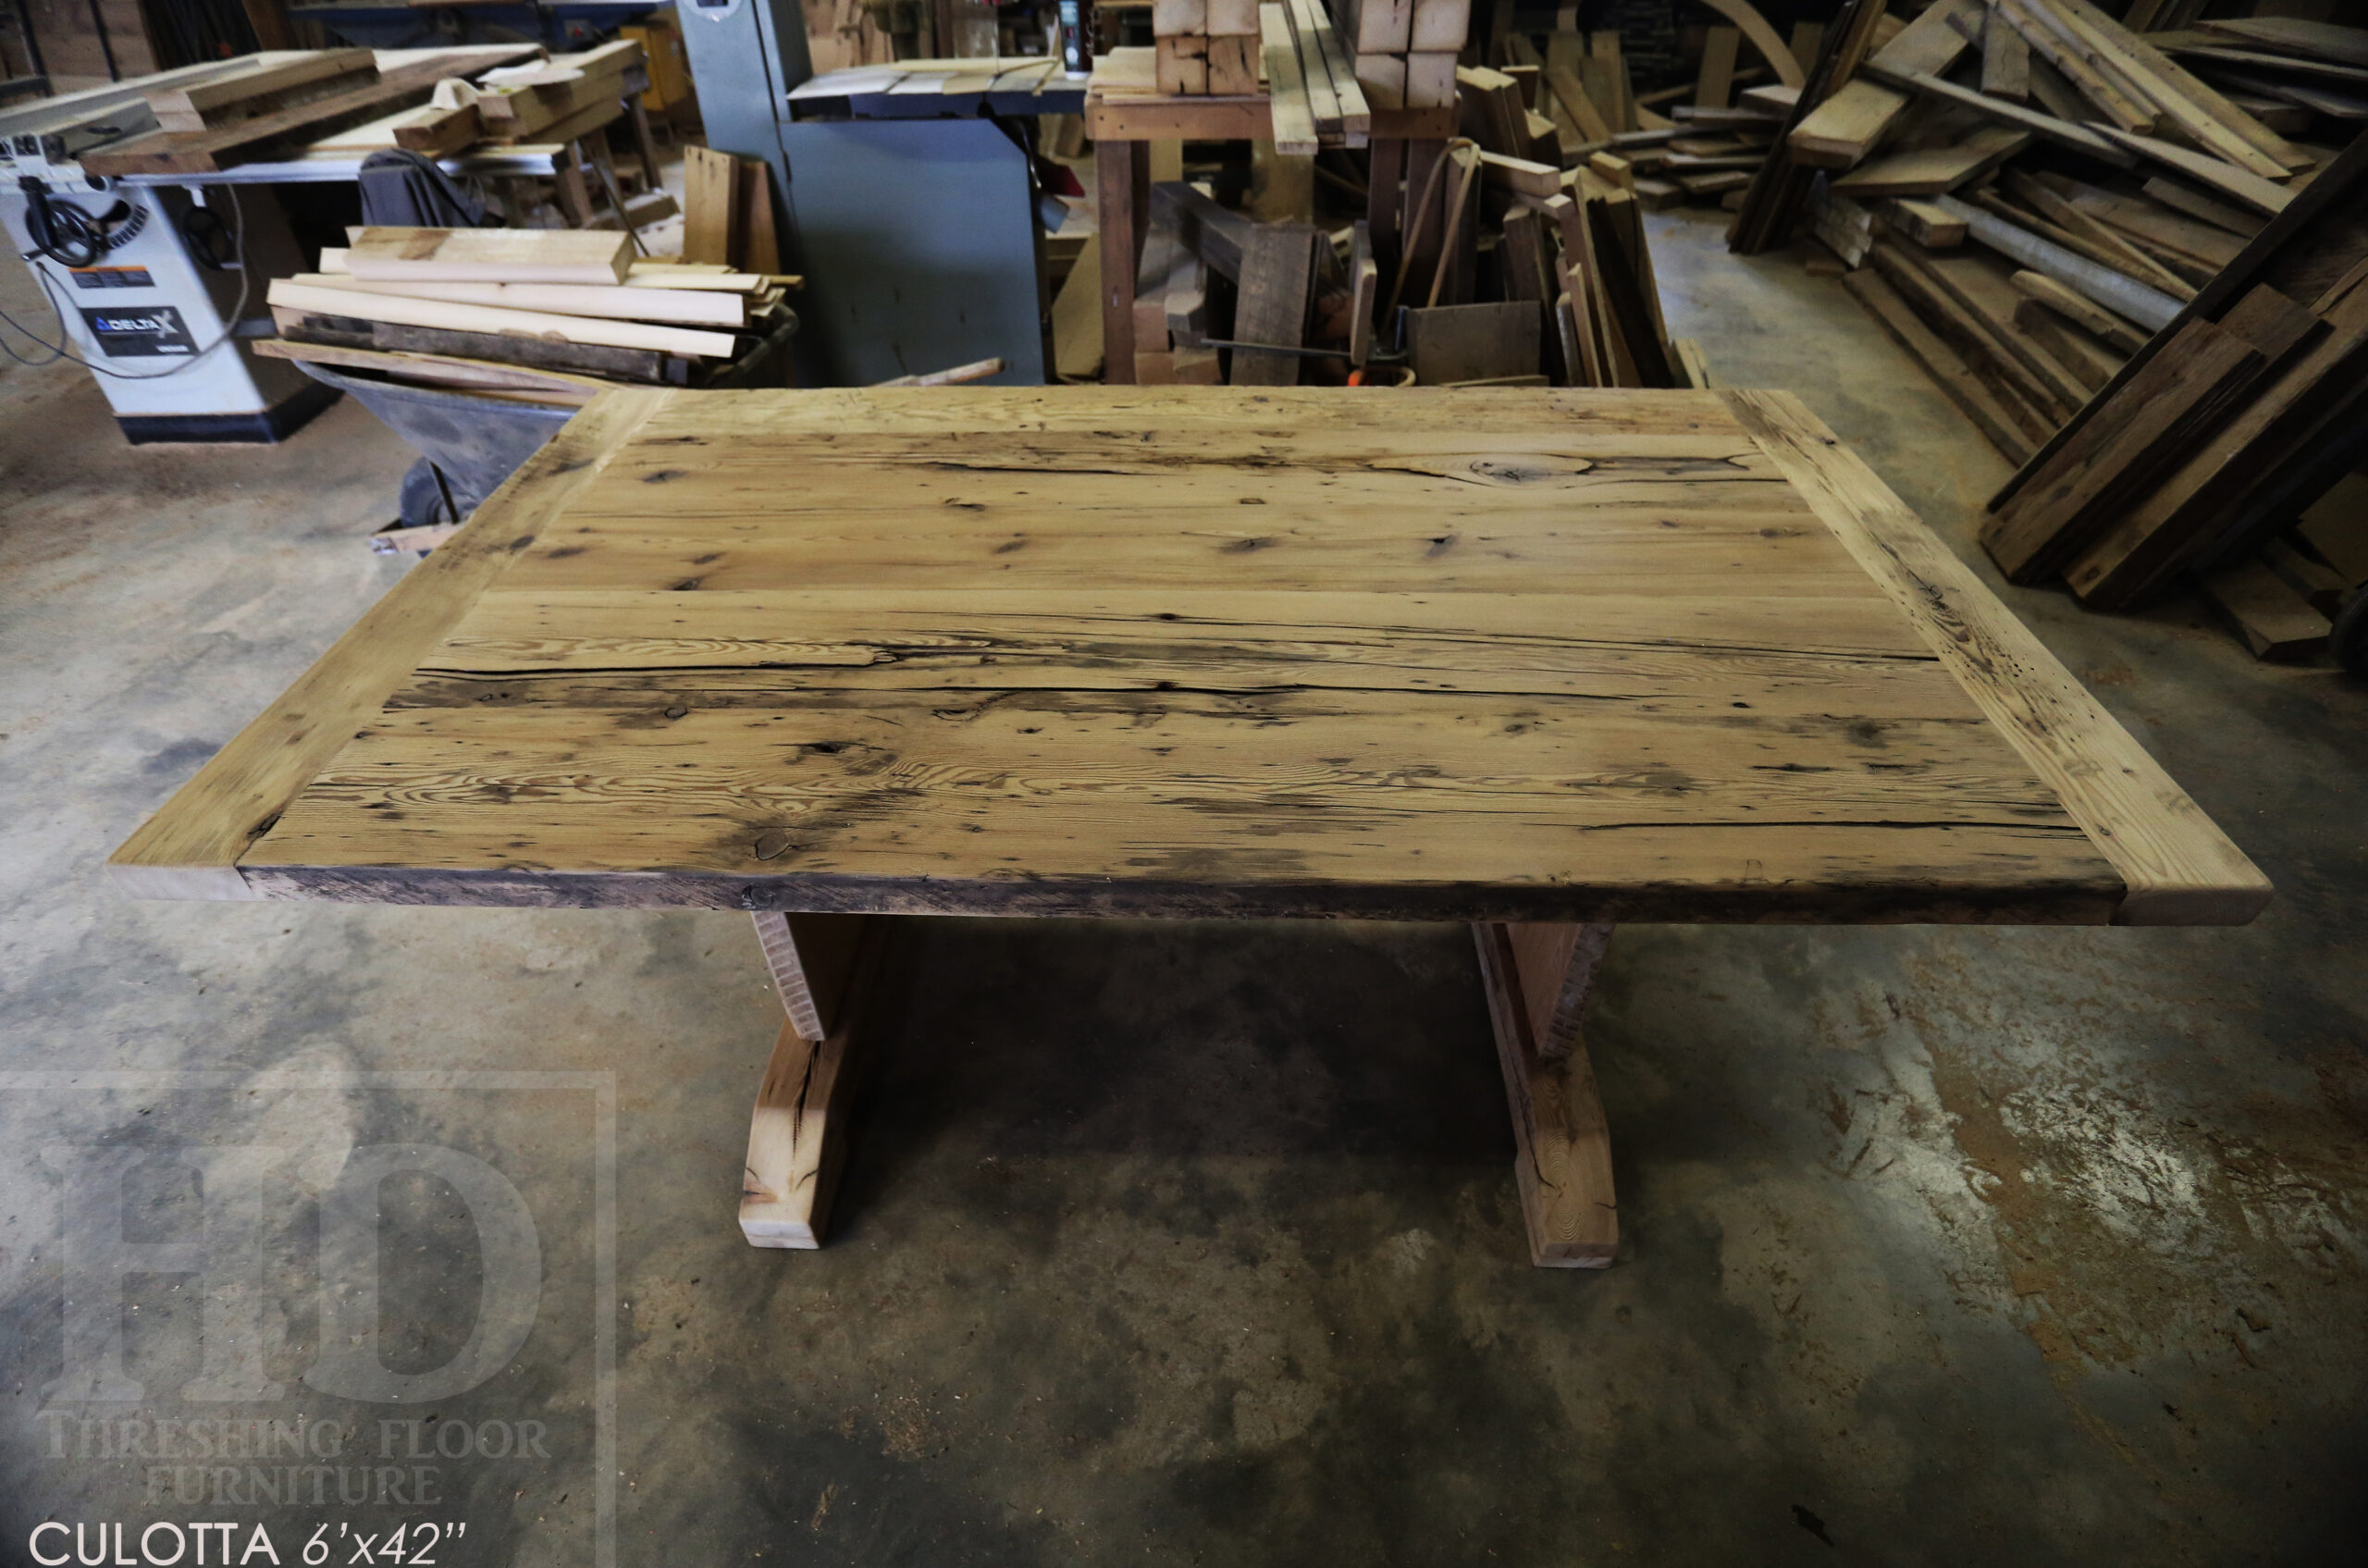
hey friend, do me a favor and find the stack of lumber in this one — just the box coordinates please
[143,51,381,133]
[1091,0,1417,151]
[1152,0,1260,96]
[85,45,543,177]
[1959,123,2368,655]
[386,41,646,157]
[1262,0,1373,147]
[259,228,795,402]
[1331,0,1469,111]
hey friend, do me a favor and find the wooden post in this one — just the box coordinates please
[553,142,597,228]
[1230,224,1318,384]
[1474,920,1617,1267]
[683,143,742,264]
[740,913,881,1249]
[1096,137,1150,384]
[1399,137,1448,314]
[1367,137,1405,290]
[626,93,665,191]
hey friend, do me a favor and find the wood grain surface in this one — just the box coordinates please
[112,387,2263,924]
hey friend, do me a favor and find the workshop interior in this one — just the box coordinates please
[2,0,2366,1560]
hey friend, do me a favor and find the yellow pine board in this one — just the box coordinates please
[345,225,632,285]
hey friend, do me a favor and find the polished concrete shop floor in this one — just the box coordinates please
[2,214,2364,1566]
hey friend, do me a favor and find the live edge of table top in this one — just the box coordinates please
[108,386,2269,928]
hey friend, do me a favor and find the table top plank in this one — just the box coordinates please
[239,685,2115,926]
[111,387,2260,926]
[1720,389,2270,925]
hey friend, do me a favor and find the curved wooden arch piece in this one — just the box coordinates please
[1696,0,1807,90]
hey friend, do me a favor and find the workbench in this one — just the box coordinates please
[109,386,2269,1267]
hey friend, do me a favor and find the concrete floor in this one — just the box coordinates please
[2,212,2364,1566]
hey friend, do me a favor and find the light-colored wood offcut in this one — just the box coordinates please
[345,226,632,285]
[111,388,2261,928]
[289,274,749,327]
[740,916,888,1249]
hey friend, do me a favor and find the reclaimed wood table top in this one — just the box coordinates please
[110,386,2268,926]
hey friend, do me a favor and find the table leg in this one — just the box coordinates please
[1096,137,1149,385]
[740,914,882,1249]
[1473,921,1617,1267]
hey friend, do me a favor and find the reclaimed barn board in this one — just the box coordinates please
[110,387,2266,926]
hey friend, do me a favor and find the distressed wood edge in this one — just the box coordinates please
[105,863,259,901]
[1474,922,1617,1268]
[105,388,673,901]
[1506,920,1613,1058]
[740,918,888,1250]
[1720,388,2271,927]
[231,863,2127,925]
[751,911,869,1041]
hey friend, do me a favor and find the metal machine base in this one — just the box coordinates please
[115,379,341,445]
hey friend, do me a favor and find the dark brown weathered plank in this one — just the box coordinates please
[1229,225,1319,385]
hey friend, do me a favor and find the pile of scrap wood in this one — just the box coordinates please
[260,228,796,403]
[1702,0,2368,664]
[1127,134,1698,389]
[1743,0,2349,454]
[1968,121,2368,663]
[1735,0,2337,272]
[1485,6,1819,212]
[85,46,546,177]
[2151,17,2368,129]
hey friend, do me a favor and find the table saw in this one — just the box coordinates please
[0,49,563,441]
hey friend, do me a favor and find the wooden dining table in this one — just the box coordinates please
[108,385,2269,1267]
